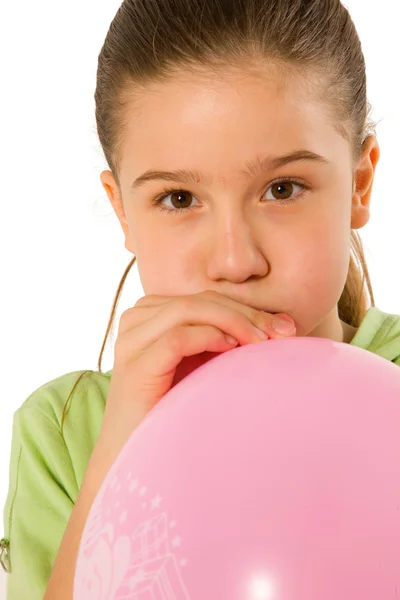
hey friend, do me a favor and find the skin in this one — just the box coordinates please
[100,65,380,344]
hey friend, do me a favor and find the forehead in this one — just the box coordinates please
[119,66,346,180]
[127,63,326,125]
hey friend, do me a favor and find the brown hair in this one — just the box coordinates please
[61,0,378,432]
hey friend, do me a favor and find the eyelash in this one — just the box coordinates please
[151,177,310,216]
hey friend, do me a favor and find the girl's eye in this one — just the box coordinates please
[151,178,309,215]
[154,189,199,214]
[265,181,305,202]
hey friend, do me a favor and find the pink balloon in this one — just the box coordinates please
[74,337,400,600]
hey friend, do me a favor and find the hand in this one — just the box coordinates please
[96,290,296,458]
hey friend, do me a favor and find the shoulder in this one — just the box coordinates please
[13,369,112,486]
[16,369,111,426]
[351,307,400,365]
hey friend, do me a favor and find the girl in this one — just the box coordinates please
[2,0,400,598]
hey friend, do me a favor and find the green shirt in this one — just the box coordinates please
[2,306,400,599]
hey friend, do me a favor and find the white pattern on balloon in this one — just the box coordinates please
[78,471,191,600]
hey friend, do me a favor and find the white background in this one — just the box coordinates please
[0,0,399,596]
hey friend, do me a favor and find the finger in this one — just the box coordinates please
[184,291,297,339]
[199,292,296,339]
[132,324,240,406]
[115,295,268,362]
[121,290,295,339]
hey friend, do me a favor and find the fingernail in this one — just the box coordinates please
[272,316,296,335]
[253,326,268,340]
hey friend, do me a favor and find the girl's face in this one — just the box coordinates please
[102,66,379,340]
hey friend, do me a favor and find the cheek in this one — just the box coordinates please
[279,216,351,318]
[135,236,198,295]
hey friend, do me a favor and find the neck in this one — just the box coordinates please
[341,320,358,344]
[307,308,358,344]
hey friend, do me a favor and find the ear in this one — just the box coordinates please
[351,135,380,230]
[100,170,136,254]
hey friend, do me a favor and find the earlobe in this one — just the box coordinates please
[100,170,126,223]
[351,204,370,230]
[124,238,137,255]
[100,170,136,254]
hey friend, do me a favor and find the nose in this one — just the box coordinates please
[206,212,269,283]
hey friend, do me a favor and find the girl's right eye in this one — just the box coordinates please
[151,188,200,216]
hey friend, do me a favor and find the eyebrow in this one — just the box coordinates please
[130,149,330,190]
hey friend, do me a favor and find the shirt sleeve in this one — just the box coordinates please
[2,403,78,600]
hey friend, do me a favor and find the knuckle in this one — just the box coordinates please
[119,300,150,333]
[134,294,157,308]
[174,295,195,313]
[199,289,219,300]
[118,309,133,332]
[252,309,268,329]
[120,308,131,322]
[134,296,148,308]
[164,326,185,352]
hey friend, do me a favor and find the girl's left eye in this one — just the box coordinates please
[151,178,309,216]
